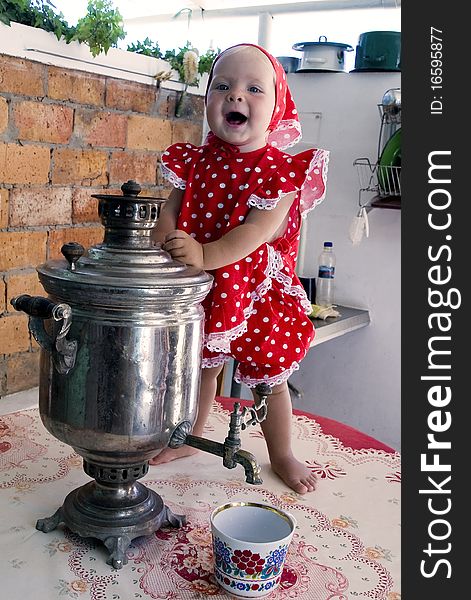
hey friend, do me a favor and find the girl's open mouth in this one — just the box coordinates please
[225,111,248,125]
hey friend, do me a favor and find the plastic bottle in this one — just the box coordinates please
[316,242,336,306]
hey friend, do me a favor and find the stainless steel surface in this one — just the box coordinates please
[11,180,265,568]
[310,305,370,346]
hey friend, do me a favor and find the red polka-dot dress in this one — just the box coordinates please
[161,136,329,388]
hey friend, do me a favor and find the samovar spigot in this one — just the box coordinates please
[169,384,271,485]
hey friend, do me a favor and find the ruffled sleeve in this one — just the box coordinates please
[160,143,202,190]
[247,148,329,216]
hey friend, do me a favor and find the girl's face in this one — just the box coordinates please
[206,47,276,153]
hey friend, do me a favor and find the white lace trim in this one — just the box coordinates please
[234,360,300,388]
[160,162,187,190]
[202,355,232,369]
[247,188,297,210]
[203,244,311,354]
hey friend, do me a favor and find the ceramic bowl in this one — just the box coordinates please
[210,502,296,598]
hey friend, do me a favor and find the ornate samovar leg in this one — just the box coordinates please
[35,460,185,569]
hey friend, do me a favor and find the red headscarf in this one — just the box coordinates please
[205,43,302,151]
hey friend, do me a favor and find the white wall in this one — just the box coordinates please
[288,71,401,450]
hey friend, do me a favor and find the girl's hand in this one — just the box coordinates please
[163,230,204,269]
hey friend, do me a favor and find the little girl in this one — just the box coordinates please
[150,43,329,495]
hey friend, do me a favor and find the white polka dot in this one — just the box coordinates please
[245,257,252,262]
[247,356,252,361]
[216,322,222,328]
[206,212,212,218]
[221,293,227,298]
[220,183,226,188]
[231,316,237,322]
[233,284,239,289]
[231,173,237,179]
[217,203,224,208]
[289,172,295,178]
[237,347,242,352]
[222,272,229,278]
[212,173,217,178]
[280,357,285,363]
[263,317,269,323]
[257,178,263,184]
[267,352,273,358]
[244,167,251,172]
[191,213,197,218]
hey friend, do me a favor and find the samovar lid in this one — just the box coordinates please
[38,181,213,306]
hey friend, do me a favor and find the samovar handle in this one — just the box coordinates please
[11,294,77,375]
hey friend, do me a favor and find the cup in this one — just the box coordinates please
[210,502,296,598]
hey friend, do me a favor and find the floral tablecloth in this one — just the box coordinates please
[0,398,400,599]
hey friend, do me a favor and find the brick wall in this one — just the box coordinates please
[0,53,204,397]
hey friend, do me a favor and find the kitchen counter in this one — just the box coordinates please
[310,304,370,346]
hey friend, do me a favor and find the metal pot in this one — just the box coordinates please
[293,36,353,72]
[11,180,270,569]
[276,56,300,73]
[352,31,401,71]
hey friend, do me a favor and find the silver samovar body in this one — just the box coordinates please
[12,181,269,568]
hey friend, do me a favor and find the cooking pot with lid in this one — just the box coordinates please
[276,56,301,73]
[293,36,353,72]
[352,31,401,71]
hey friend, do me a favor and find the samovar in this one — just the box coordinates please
[12,181,270,569]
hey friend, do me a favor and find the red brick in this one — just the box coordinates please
[5,351,40,394]
[9,187,72,227]
[109,151,157,185]
[13,100,73,143]
[47,66,105,106]
[0,143,50,184]
[106,78,157,113]
[72,187,115,224]
[0,96,8,134]
[127,115,172,151]
[0,278,5,313]
[6,271,45,312]
[0,55,45,96]
[0,231,47,270]
[171,120,203,146]
[52,148,108,186]
[74,109,127,147]
[0,313,30,354]
[156,90,177,119]
[48,226,103,259]
[0,188,8,228]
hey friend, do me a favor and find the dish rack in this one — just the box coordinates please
[353,158,401,209]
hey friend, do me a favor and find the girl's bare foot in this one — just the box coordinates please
[149,445,199,465]
[270,455,317,494]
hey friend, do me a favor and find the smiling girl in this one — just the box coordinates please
[150,44,329,494]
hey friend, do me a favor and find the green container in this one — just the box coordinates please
[353,31,401,71]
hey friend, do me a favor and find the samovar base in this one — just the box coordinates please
[35,462,186,569]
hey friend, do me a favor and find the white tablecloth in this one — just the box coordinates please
[0,397,401,599]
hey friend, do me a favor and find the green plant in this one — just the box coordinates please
[198,48,218,76]
[71,0,126,57]
[126,37,162,59]
[0,0,71,40]
[0,0,126,56]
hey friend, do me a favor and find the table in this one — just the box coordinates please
[0,394,400,599]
